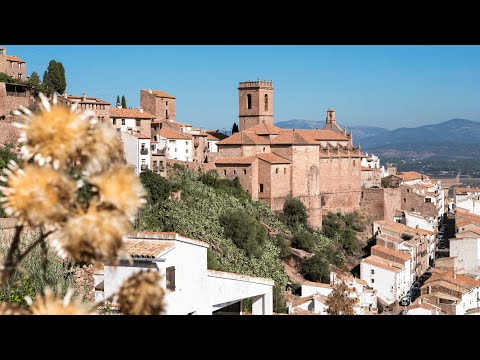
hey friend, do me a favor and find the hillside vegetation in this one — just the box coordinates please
[135,167,369,311]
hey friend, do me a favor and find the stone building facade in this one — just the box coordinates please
[140,89,176,122]
[57,92,110,123]
[215,80,363,228]
[0,47,26,81]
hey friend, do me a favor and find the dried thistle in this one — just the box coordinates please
[28,287,90,315]
[0,163,77,226]
[77,123,124,174]
[89,164,146,219]
[52,204,130,263]
[0,302,30,315]
[117,271,164,315]
[14,94,93,169]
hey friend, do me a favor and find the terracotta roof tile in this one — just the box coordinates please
[362,255,405,272]
[206,131,229,140]
[257,153,291,164]
[371,244,411,262]
[123,240,174,258]
[62,95,110,105]
[143,89,175,99]
[158,128,191,140]
[244,122,281,135]
[6,55,24,63]
[217,132,270,145]
[397,171,427,181]
[302,281,333,289]
[215,155,257,165]
[454,187,480,194]
[110,108,155,119]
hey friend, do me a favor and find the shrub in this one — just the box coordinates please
[301,253,330,282]
[291,229,316,252]
[140,170,173,203]
[207,248,222,271]
[219,209,267,258]
[282,197,308,228]
[274,233,291,258]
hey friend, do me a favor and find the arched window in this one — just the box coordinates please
[265,94,268,111]
[247,94,252,109]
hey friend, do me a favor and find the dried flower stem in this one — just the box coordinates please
[2,224,24,282]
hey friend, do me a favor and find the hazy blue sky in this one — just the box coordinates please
[5,45,480,130]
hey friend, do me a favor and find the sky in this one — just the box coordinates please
[4,45,480,130]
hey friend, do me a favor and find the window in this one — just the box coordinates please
[425,198,432,203]
[243,169,247,175]
[370,269,375,274]
[233,170,236,175]
[371,279,375,283]
[259,184,264,193]
[121,119,125,126]
[263,147,266,152]
[276,168,279,174]
[407,188,410,193]
[151,145,155,150]
[284,168,287,175]
[136,120,141,127]
[18,73,22,80]
[353,160,356,166]
[264,94,268,111]
[166,109,169,118]
[153,161,157,167]
[10,62,13,67]
[247,94,252,109]
[223,170,227,176]
[411,208,415,212]
[18,63,22,69]
[141,143,146,150]
[175,148,177,152]
[113,119,117,125]
[404,198,406,203]
[186,148,189,153]
[141,159,146,165]
[166,266,176,291]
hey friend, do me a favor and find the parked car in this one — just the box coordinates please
[424,271,432,278]
[407,289,417,298]
[412,281,420,288]
[400,296,411,306]
[438,243,446,249]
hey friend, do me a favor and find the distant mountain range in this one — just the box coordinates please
[274,119,388,140]
[275,118,480,160]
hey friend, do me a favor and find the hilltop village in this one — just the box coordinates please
[2,47,480,315]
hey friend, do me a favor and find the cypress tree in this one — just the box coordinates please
[121,95,127,109]
[116,95,120,106]
[232,122,239,134]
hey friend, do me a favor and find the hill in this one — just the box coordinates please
[275,119,388,140]
[360,118,480,159]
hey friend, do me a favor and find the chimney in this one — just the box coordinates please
[148,89,153,94]
[453,272,457,279]
[138,106,144,113]
[63,92,68,99]
[82,92,86,101]
[116,102,122,109]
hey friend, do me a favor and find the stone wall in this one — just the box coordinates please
[360,188,402,221]
[0,82,32,119]
[400,186,438,218]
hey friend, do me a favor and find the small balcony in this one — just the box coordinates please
[141,165,149,171]
[140,148,149,155]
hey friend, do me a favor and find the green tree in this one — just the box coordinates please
[121,95,127,109]
[43,60,66,95]
[116,95,120,106]
[26,71,43,92]
[139,170,172,204]
[282,197,308,228]
[207,248,222,271]
[325,281,356,315]
[291,229,315,252]
[274,233,291,258]
[219,209,267,258]
[301,253,330,282]
[0,72,17,84]
[232,122,239,134]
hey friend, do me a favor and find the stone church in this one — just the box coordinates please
[215,80,363,228]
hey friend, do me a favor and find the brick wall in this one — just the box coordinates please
[400,186,437,218]
[140,90,176,122]
[360,187,402,221]
[217,145,243,158]
[0,83,32,119]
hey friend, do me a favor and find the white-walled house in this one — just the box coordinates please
[450,231,480,276]
[207,133,219,153]
[157,128,193,162]
[404,211,437,262]
[454,187,480,216]
[101,232,274,315]
[360,252,410,305]
[405,299,443,315]
[109,107,155,136]
[121,131,151,175]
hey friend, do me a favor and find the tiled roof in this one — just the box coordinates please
[424,270,480,290]
[6,55,24,63]
[143,89,175,99]
[256,153,291,164]
[63,96,110,105]
[453,228,480,239]
[217,132,270,145]
[215,155,257,165]
[362,255,404,272]
[455,187,480,194]
[244,122,281,135]
[126,231,209,247]
[371,244,411,262]
[269,129,349,145]
[397,171,426,181]
[375,219,427,237]
[123,240,174,258]
[158,128,191,140]
[122,131,150,139]
[302,281,333,289]
[206,130,229,141]
[408,300,442,312]
[110,108,154,119]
